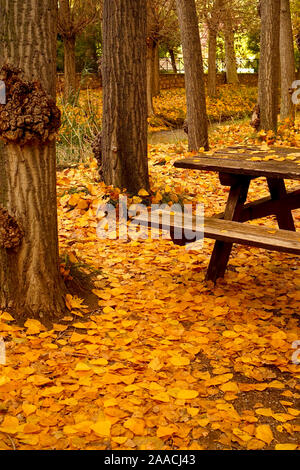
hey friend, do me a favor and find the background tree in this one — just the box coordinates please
[258,0,281,131]
[222,1,239,84]
[280,0,296,121]
[147,0,178,115]
[102,0,149,193]
[0,0,66,320]
[58,0,98,102]
[199,0,223,97]
[176,0,209,151]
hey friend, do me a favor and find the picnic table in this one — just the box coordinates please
[174,146,300,281]
[133,146,300,282]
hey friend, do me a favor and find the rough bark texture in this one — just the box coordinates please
[258,0,281,131]
[102,0,149,193]
[0,0,66,320]
[279,0,296,121]
[176,0,209,151]
[63,36,77,102]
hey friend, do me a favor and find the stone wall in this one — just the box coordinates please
[57,71,260,93]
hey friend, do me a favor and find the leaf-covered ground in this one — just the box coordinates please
[0,119,299,450]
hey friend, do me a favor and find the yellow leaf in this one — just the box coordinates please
[219,382,239,393]
[75,361,91,371]
[205,373,233,387]
[104,398,118,408]
[247,438,266,450]
[148,357,163,371]
[255,408,273,417]
[187,407,199,417]
[176,389,199,400]
[124,418,145,435]
[111,436,128,445]
[232,428,252,442]
[22,403,37,417]
[152,392,170,403]
[91,418,111,437]
[0,312,14,321]
[255,424,274,445]
[0,416,20,434]
[0,376,10,386]
[24,319,44,334]
[169,356,190,366]
[138,189,149,197]
[275,444,298,450]
[156,424,177,438]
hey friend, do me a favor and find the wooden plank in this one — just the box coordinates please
[131,210,300,255]
[213,187,300,221]
[174,150,300,180]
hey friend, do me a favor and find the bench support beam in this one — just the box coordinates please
[206,176,251,282]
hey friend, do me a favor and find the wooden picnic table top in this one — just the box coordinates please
[174,146,300,180]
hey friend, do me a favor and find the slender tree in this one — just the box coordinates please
[102,0,149,193]
[147,0,178,115]
[0,0,66,320]
[176,0,209,151]
[258,0,281,131]
[58,0,98,102]
[200,0,223,97]
[280,0,296,120]
[223,3,239,84]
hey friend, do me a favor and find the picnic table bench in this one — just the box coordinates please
[133,146,300,282]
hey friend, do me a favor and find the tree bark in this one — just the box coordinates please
[208,28,217,97]
[0,0,66,320]
[258,0,281,131]
[176,0,209,151]
[102,0,149,193]
[152,40,160,97]
[63,35,77,103]
[279,0,296,121]
[224,12,239,84]
[146,41,155,116]
[146,38,160,115]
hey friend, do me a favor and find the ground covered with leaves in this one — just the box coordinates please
[0,116,299,450]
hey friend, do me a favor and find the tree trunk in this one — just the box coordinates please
[146,42,155,116]
[279,0,296,121]
[224,13,239,84]
[0,0,66,320]
[63,35,77,103]
[208,28,217,97]
[146,38,159,115]
[258,0,281,131]
[102,0,149,193]
[169,48,178,73]
[176,0,209,151]
[152,40,160,97]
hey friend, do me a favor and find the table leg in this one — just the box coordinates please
[267,178,296,231]
[206,177,251,282]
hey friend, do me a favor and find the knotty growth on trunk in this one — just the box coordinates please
[0,0,66,320]
[258,0,281,131]
[102,0,149,194]
[176,0,209,151]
